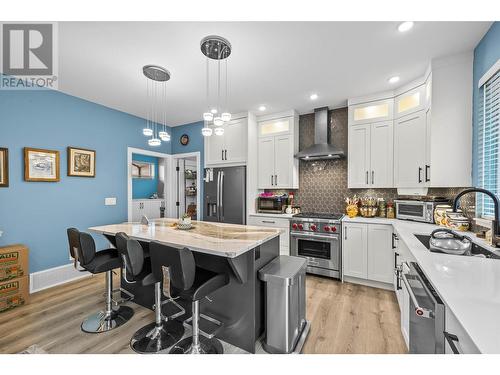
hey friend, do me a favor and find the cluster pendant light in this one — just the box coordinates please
[142,65,171,146]
[201,35,232,137]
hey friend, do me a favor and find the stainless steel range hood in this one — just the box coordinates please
[295,107,345,161]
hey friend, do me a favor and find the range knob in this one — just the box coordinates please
[323,226,330,231]
[298,224,303,230]
[331,226,337,232]
[310,224,317,231]
[292,223,298,230]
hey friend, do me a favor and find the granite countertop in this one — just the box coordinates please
[89,218,283,258]
[342,216,500,353]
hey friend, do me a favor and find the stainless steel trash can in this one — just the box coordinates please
[259,255,310,354]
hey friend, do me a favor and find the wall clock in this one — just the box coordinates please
[180,134,189,146]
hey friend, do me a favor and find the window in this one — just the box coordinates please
[477,68,500,217]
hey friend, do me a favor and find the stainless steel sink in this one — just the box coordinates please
[414,234,500,259]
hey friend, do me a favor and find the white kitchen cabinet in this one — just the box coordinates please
[343,223,368,278]
[444,307,480,354]
[247,215,290,255]
[367,224,393,283]
[394,84,426,119]
[343,222,394,285]
[394,111,428,188]
[256,112,299,189]
[347,124,371,188]
[401,262,410,349]
[205,117,248,167]
[348,121,393,188]
[132,199,162,222]
[348,98,394,125]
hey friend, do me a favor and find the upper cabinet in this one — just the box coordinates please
[257,111,299,189]
[205,116,248,167]
[348,98,394,126]
[348,51,473,189]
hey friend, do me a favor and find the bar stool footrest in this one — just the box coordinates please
[160,298,185,320]
[109,288,134,306]
[183,313,223,339]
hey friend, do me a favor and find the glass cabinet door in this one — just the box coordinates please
[258,117,291,136]
[349,98,393,125]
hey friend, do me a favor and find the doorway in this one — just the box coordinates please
[171,152,201,220]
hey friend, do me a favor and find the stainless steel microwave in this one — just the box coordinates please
[257,196,287,214]
[394,200,448,223]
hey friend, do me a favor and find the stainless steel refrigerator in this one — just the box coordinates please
[204,166,246,225]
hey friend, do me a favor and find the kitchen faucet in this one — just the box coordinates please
[452,187,500,247]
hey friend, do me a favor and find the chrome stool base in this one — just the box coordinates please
[169,336,224,354]
[81,306,134,333]
[130,320,185,354]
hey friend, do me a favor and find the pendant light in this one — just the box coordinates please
[142,65,171,146]
[201,35,232,136]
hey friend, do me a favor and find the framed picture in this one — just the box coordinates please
[24,147,60,182]
[0,148,8,187]
[180,134,189,146]
[67,147,96,177]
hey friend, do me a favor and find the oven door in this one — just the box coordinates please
[395,202,426,222]
[290,232,339,271]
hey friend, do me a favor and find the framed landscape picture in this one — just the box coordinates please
[0,148,8,187]
[24,147,60,182]
[67,147,95,177]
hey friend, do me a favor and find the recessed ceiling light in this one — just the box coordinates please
[388,76,400,84]
[398,21,414,32]
[259,105,266,111]
[310,93,318,100]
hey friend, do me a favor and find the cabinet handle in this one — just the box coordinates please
[394,251,399,267]
[344,227,347,240]
[271,175,274,186]
[392,233,399,249]
[444,332,462,354]
[221,150,224,160]
[395,267,402,290]
[275,174,278,185]
[224,150,227,160]
[418,167,423,183]
[425,164,430,182]
[365,171,368,185]
[262,220,275,224]
[371,171,374,185]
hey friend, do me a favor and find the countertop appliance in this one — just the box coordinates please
[290,212,343,279]
[257,195,288,214]
[402,262,445,354]
[203,166,246,225]
[395,199,449,223]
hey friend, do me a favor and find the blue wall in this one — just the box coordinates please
[132,153,159,199]
[472,22,500,185]
[171,122,205,217]
[0,87,171,273]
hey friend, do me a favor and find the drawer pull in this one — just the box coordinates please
[262,220,275,224]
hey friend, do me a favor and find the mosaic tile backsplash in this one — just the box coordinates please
[283,107,473,214]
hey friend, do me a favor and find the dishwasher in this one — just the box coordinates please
[401,262,445,354]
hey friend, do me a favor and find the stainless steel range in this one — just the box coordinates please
[290,213,343,279]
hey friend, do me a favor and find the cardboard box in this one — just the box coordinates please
[0,244,29,282]
[0,276,29,313]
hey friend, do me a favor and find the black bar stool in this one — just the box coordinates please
[149,241,230,354]
[121,237,184,353]
[66,228,134,333]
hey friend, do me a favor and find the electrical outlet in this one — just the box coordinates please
[105,197,117,206]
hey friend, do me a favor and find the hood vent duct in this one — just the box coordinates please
[295,107,346,161]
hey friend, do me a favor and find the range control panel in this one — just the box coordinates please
[290,220,340,234]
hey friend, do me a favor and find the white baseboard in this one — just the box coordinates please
[29,263,91,294]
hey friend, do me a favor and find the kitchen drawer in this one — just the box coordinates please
[444,307,480,354]
[248,216,290,229]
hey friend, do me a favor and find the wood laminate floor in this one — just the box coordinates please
[0,274,407,354]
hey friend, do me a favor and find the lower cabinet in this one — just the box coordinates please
[343,222,393,284]
[247,215,290,255]
[132,199,163,222]
[444,306,480,354]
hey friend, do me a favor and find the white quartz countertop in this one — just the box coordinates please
[248,212,294,219]
[90,218,282,258]
[342,216,500,353]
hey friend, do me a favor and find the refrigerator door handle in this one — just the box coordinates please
[216,171,221,221]
[220,171,225,222]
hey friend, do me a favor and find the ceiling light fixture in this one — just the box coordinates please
[388,76,400,84]
[398,21,414,32]
[310,93,318,100]
[201,35,232,137]
[214,127,224,136]
[259,106,266,111]
[142,65,171,147]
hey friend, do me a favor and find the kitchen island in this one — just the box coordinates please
[89,218,282,353]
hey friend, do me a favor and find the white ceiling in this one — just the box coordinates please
[57,21,491,126]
